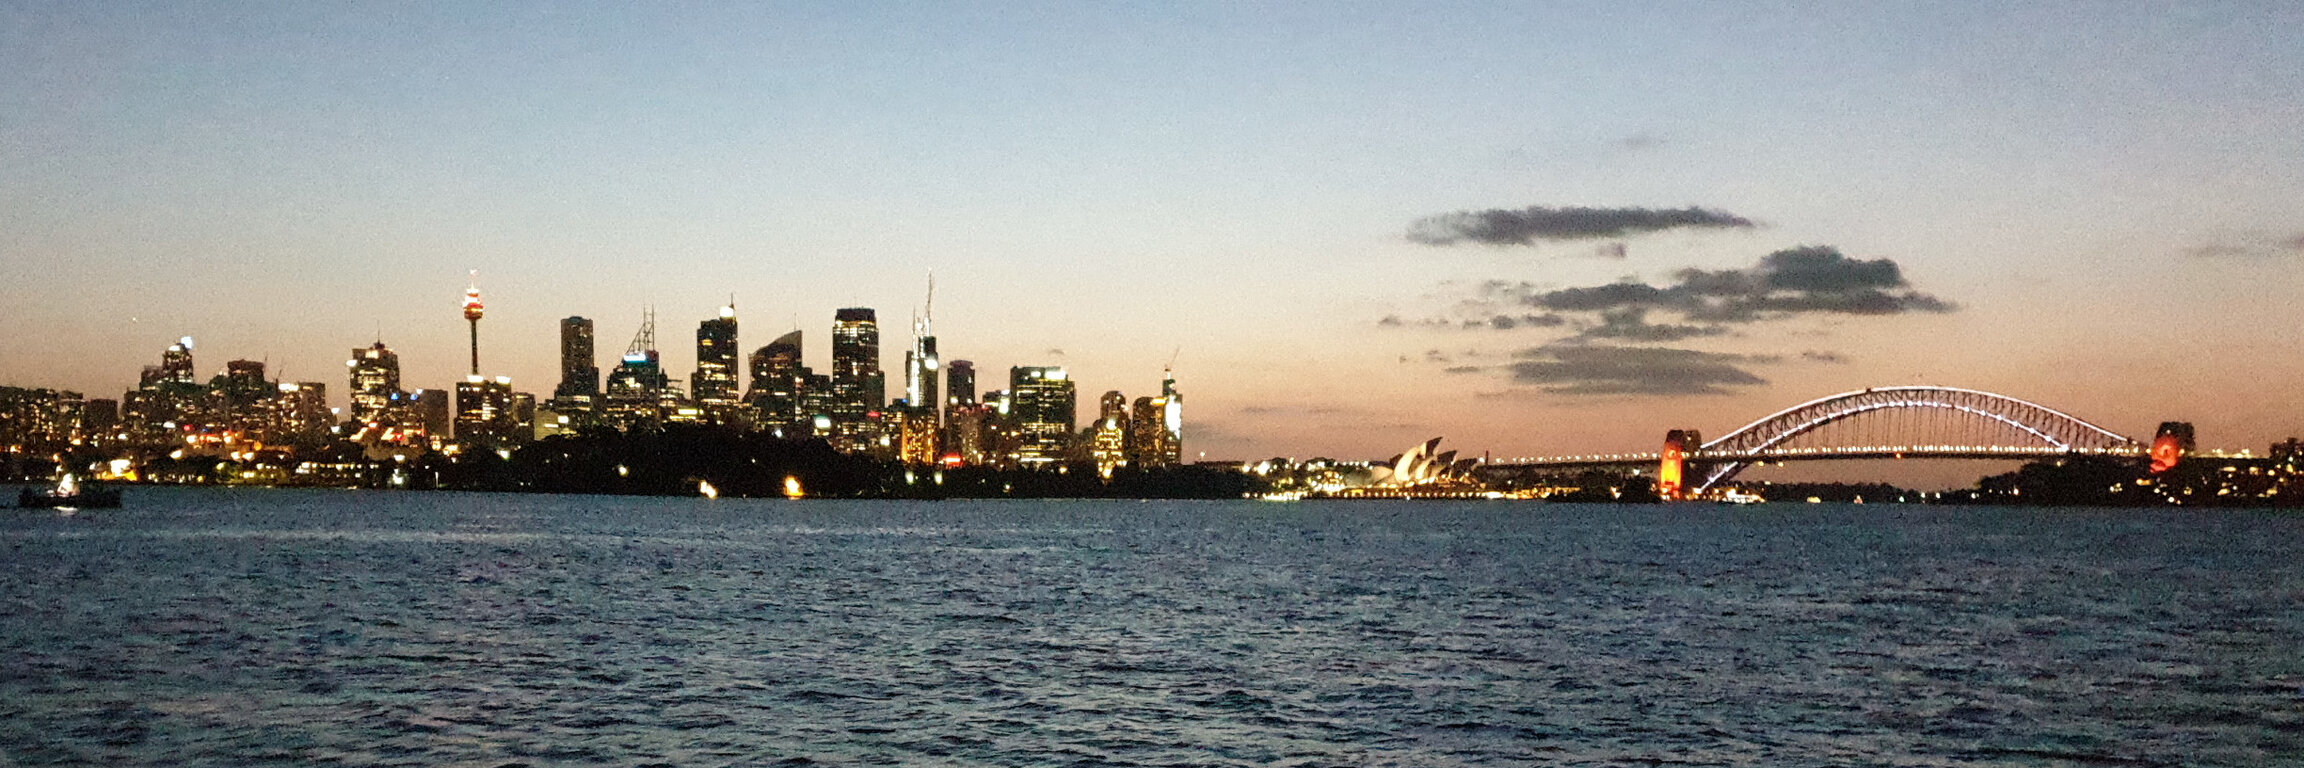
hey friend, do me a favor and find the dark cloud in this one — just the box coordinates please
[2184,232,2304,258]
[1377,314,1405,327]
[1579,308,1726,342]
[1442,365,1485,375]
[1523,246,1954,332]
[1486,313,1567,330]
[1799,350,1849,364]
[1409,205,1756,246]
[1508,345,1775,396]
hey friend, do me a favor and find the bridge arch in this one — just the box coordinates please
[1692,386,2141,492]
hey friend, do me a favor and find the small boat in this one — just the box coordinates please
[17,474,122,509]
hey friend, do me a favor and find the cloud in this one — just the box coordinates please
[1620,133,1664,151]
[1408,205,1756,246]
[1507,345,1775,396]
[1521,246,1954,332]
[1579,308,1727,342]
[2184,232,2304,259]
[1799,350,1849,364]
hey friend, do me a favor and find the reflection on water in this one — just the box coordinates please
[3,488,2301,766]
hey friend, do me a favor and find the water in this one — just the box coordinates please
[3,488,2301,766]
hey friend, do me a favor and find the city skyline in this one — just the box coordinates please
[5,3,2303,468]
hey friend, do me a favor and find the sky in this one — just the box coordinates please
[4,1,2302,479]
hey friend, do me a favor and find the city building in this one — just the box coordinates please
[691,304,741,421]
[946,360,976,409]
[0,386,84,455]
[455,376,522,452]
[829,308,884,453]
[745,330,805,433]
[348,341,404,422]
[603,309,674,430]
[550,316,600,419]
[1008,366,1076,467]
[462,272,485,376]
[1091,390,1129,478]
[1127,370,1185,468]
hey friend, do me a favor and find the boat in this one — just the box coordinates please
[17,474,122,509]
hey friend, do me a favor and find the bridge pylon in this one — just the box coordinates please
[2149,422,2194,474]
[1658,429,1702,501]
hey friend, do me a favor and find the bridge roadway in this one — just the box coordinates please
[1488,444,2148,472]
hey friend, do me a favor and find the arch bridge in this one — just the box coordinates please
[1491,386,2166,498]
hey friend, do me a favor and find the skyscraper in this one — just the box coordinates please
[829,308,883,453]
[1091,390,1129,478]
[1008,366,1076,467]
[553,316,599,408]
[746,330,804,430]
[603,309,673,430]
[1127,369,1185,467]
[946,360,976,409]
[691,304,740,419]
[455,375,520,451]
[348,341,403,422]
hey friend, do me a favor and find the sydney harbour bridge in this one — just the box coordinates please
[1484,386,2189,500]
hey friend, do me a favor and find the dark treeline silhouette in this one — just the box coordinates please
[434,425,1259,500]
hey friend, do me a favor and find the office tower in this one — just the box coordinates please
[159,337,196,386]
[691,304,740,420]
[746,330,804,430]
[1091,391,1129,478]
[1008,366,1075,467]
[946,360,976,408]
[456,376,520,451]
[946,403,989,466]
[798,371,837,439]
[552,316,600,414]
[348,341,403,422]
[409,389,452,439]
[897,409,939,466]
[603,309,672,430]
[1128,370,1185,468]
[275,382,330,447]
[829,308,883,453]
[903,276,939,414]
[1159,369,1184,464]
[462,272,484,376]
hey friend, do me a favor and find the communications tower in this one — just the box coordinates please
[461,271,485,376]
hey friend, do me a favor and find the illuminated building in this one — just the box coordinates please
[155,337,197,387]
[1122,370,1184,468]
[896,407,939,465]
[603,309,673,430]
[903,277,940,428]
[272,382,331,447]
[455,376,522,451]
[462,272,485,376]
[347,341,404,422]
[946,403,991,465]
[550,316,600,417]
[1657,429,1701,501]
[746,330,804,431]
[1158,370,1184,464]
[1091,391,1129,478]
[127,337,207,443]
[691,304,741,421]
[1008,366,1075,467]
[797,371,837,439]
[0,386,84,455]
[830,308,884,453]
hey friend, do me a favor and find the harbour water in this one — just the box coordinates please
[3,488,2300,766]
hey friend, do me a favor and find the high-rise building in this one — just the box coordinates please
[1126,370,1185,467]
[1091,391,1129,478]
[903,277,940,418]
[829,308,884,453]
[0,386,84,455]
[1008,366,1076,467]
[691,304,740,420]
[603,309,673,431]
[746,330,804,431]
[552,316,600,416]
[946,360,976,408]
[456,376,521,451]
[409,388,452,440]
[158,337,196,386]
[348,342,404,422]
[273,382,331,447]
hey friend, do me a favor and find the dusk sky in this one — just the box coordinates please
[5,2,2302,471]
